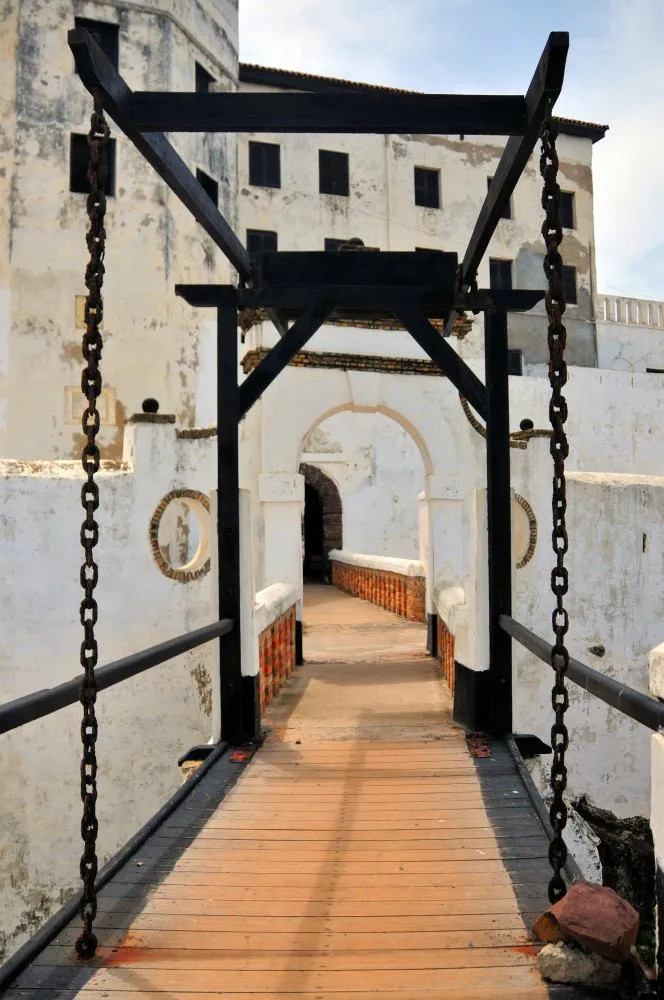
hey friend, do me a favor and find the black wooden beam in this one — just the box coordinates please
[484,309,512,736]
[459,32,568,292]
[257,250,458,290]
[177,283,543,340]
[68,29,252,281]
[240,286,457,313]
[130,91,528,135]
[215,292,254,743]
[394,304,487,420]
[239,301,333,418]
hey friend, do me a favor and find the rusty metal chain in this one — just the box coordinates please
[76,87,110,960]
[540,109,570,904]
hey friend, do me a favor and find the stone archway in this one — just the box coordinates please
[299,463,343,581]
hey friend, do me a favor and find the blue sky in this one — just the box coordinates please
[240,0,664,301]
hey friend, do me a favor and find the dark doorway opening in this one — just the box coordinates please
[303,483,325,581]
[300,463,343,583]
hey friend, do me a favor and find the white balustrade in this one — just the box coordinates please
[598,294,664,330]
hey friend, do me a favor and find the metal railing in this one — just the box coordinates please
[0,619,233,735]
[500,614,664,731]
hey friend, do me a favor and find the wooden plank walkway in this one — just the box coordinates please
[7,587,596,999]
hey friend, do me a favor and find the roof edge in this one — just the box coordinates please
[239,63,608,142]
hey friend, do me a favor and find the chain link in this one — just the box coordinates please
[539,110,571,905]
[76,88,110,961]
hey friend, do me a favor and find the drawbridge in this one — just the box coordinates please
[4,589,600,998]
[1,25,662,999]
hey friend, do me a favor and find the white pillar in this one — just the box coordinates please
[259,472,305,615]
[239,489,257,679]
[425,474,466,594]
[418,490,432,614]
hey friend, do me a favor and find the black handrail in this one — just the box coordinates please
[500,615,664,732]
[0,619,233,735]
[0,738,231,992]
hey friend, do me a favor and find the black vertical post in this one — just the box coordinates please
[484,308,512,735]
[216,290,257,744]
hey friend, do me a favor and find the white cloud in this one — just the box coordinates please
[239,0,664,299]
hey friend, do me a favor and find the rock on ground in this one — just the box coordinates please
[537,941,622,985]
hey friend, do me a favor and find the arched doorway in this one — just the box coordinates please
[300,463,343,582]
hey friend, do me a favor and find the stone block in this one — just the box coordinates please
[537,941,622,985]
[532,881,640,962]
[649,641,664,700]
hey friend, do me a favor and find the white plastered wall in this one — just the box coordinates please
[0,419,218,959]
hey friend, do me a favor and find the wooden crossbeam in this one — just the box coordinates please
[177,284,544,317]
[130,91,528,135]
[239,302,333,418]
[445,31,568,336]
[68,29,252,282]
[257,250,458,290]
[394,304,487,420]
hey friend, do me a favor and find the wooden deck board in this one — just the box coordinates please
[9,591,572,999]
[11,733,555,997]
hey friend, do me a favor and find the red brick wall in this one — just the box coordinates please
[437,615,455,694]
[258,605,297,712]
[331,560,425,623]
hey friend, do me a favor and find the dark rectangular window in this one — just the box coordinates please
[70,133,116,195]
[246,229,278,257]
[414,167,440,208]
[488,176,511,219]
[489,258,512,291]
[562,264,577,304]
[324,238,348,251]
[74,18,119,70]
[195,61,215,93]
[249,141,281,188]
[196,168,218,207]
[560,191,575,229]
[646,368,664,374]
[508,349,523,376]
[319,150,349,196]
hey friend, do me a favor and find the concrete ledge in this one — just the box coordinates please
[434,586,466,627]
[329,549,424,578]
[255,583,299,636]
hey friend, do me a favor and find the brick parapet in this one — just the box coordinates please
[437,615,456,694]
[331,559,425,623]
[258,605,297,711]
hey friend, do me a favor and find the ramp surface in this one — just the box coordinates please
[8,586,599,999]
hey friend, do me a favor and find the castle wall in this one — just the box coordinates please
[237,89,599,368]
[0,418,217,959]
[0,0,238,461]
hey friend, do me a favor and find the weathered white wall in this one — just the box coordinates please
[0,418,219,959]
[302,410,425,560]
[237,85,599,367]
[511,471,664,821]
[0,0,238,460]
